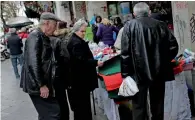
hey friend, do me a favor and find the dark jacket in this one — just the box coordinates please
[50,36,71,89]
[121,16,179,85]
[67,33,98,91]
[7,33,23,55]
[20,28,55,96]
[96,23,119,46]
[92,24,100,44]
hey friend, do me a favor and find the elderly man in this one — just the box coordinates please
[121,2,178,120]
[7,28,23,79]
[20,12,64,120]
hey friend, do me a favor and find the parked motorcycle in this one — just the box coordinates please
[0,42,10,61]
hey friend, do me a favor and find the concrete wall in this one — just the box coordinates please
[55,1,71,23]
[172,1,191,54]
[188,1,195,52]
[86,1,108,21]
[172,1,195,53]
[73,1,87,20]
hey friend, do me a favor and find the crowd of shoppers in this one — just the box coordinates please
[3,2,180,120]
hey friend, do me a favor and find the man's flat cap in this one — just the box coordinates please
[40,12,61,21]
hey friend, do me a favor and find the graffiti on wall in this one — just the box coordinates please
[76,2,86,14]
[190,13,195,43]
[175,1,188,9]
[174,14,186,50]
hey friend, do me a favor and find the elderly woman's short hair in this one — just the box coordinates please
[133,2,150,16]
[72,19,88,33]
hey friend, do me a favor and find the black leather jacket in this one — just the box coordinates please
[121,16,179,84]
[67,33,98,91]
[20,28,55,96]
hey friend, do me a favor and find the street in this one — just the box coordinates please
[1,59,107,120]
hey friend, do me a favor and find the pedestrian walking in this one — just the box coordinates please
[121,2,179,120]
[20,12,62,120]
[7,28,23,79]
[67,19,103,120]
[18,27,29,51]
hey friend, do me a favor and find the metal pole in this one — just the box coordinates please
[92,91,96,115]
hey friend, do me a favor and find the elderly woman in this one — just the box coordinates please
[96,18,119,46]
[67,19,103,120]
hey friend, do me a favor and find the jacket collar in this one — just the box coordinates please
[72,33,88,44]
[135,14,149,19]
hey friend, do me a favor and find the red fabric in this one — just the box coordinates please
[18,32,29,39]
[99,73,123,91]
[173,61,184,75]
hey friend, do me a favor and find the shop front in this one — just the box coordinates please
[23,1,55,19]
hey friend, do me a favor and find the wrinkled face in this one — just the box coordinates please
[45,20,57,36]
[75,24,87,39]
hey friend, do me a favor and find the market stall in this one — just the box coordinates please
[90,42,195,120]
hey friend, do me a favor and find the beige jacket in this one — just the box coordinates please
[114,27,124,50]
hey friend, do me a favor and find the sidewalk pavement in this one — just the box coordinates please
[1,60,107,120]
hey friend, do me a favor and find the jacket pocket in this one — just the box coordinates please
[27,67,39,90]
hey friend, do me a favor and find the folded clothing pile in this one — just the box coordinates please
[98,56,131,102]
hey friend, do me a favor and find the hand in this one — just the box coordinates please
[40,85,49,98]
[98,61,104,67]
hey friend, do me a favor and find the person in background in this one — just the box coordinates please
[114,27,124,50]
[53,21,70,40]
[67,19,103,120]
[7,28,23,79]
[18,27,29,39]
[18,27,29,51]
[20,12,62,120]
[121,2,178,120]
[52,20,71,120]
[113,17,123,30]
[114,19,130,50]
[92,15,102,44]
[96,18,119,46]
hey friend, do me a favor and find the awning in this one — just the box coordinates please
[7,16,33,28]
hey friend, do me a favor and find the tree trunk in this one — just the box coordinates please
[0,1,7,30]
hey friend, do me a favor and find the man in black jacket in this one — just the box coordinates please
[7,28,23,79]
[121,2,179,120]
[20,12,65,120]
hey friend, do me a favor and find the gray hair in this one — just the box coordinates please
[133,2,150,16]
[9,28,16,33]
[71,19,88,33]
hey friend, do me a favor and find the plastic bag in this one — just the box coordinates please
[118,76,139,96]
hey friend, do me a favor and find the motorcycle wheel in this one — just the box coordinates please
[1,55,6,61]
[4,51,10,59]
